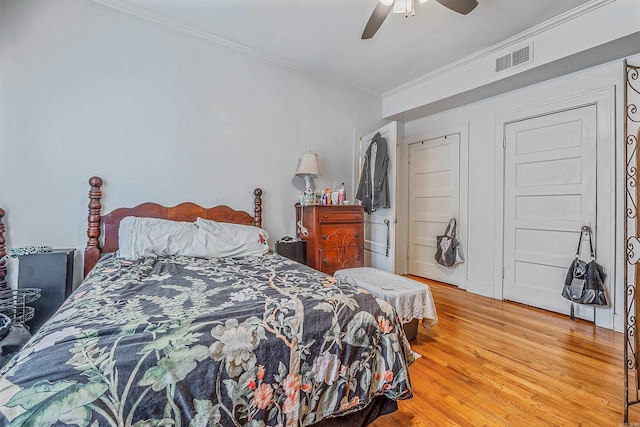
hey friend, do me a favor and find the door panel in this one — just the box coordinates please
[408,134,460,284]
[503,105,596,320]
[355,122,397,273]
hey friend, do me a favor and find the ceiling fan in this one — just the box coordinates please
[362,0,479,39]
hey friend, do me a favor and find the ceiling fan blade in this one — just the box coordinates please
[435,0,478,15]
[361,2,393,39]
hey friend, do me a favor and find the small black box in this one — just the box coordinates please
[18,249,75,331]
[276,240,306,265]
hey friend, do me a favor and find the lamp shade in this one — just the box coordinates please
[296,153,320,177]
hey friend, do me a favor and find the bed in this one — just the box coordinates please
[0,177,413,427]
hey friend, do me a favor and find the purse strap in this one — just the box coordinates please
[444,218,457,238]
[574,226,595,260]
[586,226,595,261]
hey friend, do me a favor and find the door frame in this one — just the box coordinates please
[403,123,469,288]
[494,87,615,328]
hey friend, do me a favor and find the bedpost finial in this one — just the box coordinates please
[254,188,262,197]
[89,176,103,188]
[0,208,5,219]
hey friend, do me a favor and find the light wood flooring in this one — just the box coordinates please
[371,277,637,427]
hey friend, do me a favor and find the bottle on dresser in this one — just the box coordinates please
[338,182,345,205]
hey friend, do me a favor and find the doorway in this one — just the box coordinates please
[353,122,399,273]
[407,134,460,285]
[502,105,597,320]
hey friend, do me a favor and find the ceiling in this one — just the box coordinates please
[107,0,594,96]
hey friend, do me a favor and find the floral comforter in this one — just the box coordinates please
[0,253,413,426]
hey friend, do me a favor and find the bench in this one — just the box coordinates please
[334,267,438,340]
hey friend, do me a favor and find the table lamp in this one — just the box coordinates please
[296,152,320,196]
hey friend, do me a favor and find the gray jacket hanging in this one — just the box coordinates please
[356,132,390,214]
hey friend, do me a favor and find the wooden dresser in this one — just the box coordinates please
[295,204,364,275]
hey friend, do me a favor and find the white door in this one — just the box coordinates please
[408,134,460,284]
[503,105,597,320]
[353,122,397,273]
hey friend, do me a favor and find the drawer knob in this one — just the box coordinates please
[355,215,360,219]
[356,254,360,260]
[322,234,328,240]
[354,232,359,238]
[324,215,329,219]
[323,259,329,265]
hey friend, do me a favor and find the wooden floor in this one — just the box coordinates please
[371,277,637,427]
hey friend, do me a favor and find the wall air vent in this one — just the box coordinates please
[495,53,512,72]
[495,43,533,73]
[512,46,530,66]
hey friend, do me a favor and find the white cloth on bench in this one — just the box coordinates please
[334,267,438,329]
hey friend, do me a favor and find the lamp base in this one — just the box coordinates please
[303,175,314,196]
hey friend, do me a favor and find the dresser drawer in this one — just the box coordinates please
[317,224,361,249]
[318,246,364,275]
[318,208,364,224]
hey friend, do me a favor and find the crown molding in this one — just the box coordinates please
[383,0,615,98]
[91,0,382,99]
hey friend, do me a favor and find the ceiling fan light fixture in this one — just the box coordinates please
[393,0,415,16]
[363,0,476,39]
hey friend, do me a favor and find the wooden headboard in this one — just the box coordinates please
[84,176,263,277]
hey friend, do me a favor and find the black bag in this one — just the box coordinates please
[434,218,463,268]
[561,226,608,307]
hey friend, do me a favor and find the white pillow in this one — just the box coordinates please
[117,216,269,260]
[117,216,197,260]
[194,218,269,258]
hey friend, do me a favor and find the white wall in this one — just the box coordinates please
[384,0,640,120]
[0,0,384,288]
[404,53,640,330]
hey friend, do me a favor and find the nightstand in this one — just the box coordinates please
[276,239,307,264]
[17,248,75,331]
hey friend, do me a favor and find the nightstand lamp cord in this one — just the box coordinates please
[297,205,309,237]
